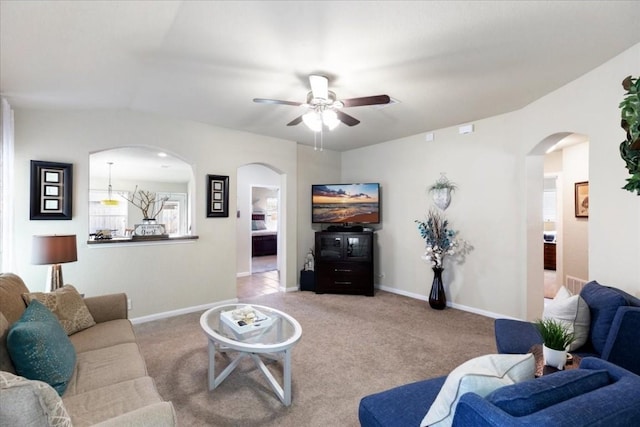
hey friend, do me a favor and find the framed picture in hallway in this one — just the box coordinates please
[207,174,229,217]
[574,181,589,218]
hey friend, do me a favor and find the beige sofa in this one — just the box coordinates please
[0,273,176,426]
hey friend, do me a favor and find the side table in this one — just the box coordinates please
[529,344,581,377]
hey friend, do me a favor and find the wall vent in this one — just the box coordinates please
[565,275,588,294]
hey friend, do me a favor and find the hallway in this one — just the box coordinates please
[237,256,279,299]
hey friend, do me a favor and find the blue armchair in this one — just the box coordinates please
[359,358,640,426]
[495,280,640,375]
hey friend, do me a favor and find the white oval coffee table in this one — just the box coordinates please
[200,304,302,406]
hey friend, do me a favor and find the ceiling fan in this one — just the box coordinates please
[253,75,391,132]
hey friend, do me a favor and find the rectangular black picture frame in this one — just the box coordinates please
[30,160,73,220]
[206,174,229,218]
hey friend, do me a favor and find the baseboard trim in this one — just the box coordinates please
[130,297,238,324]
[376,284,512,320]
[131,285,515,325]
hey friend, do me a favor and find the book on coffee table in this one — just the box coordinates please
[220,308,273,335]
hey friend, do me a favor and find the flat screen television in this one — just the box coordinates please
[312,183,380,224]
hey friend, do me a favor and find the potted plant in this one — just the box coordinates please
[534,318,575,370]
[415,209,471,309]
[428,174,457,210]
[121,186,169,222]
[619,75,640,195]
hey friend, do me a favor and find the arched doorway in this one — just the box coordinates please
[526,132,589,319]
[236,163,284,299]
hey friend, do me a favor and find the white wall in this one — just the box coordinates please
[342,113,523,316]
[522,43,640,310]
[561,142,589,283]
[11,109,299,317]
[296,146,341,273]
[342,43,640,319]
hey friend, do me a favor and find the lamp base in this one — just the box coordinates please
[46,264,64,292]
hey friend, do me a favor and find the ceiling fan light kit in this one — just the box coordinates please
[253,74,391,135]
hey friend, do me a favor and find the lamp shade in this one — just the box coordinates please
[32,235,78,265]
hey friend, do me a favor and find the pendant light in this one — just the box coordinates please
[101,162,119,206]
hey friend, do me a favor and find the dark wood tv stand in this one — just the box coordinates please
[314,231,374,296]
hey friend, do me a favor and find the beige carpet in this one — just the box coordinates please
[134,290,497,427]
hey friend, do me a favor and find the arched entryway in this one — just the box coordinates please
[525,132,589,319]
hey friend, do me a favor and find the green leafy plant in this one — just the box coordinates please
[428,175,457,193]
[619,75,640,195]
[534,318,575,351]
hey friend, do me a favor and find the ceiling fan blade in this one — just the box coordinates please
[336,110,360,126]
[253,98,303,107]
[340,95,391,108]
[287,115,303,126]
[309,75,329,100]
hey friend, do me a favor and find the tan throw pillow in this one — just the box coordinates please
[22,285,96,335]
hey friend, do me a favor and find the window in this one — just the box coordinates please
[543,177,557,223]
[89,190,129,237]
[156,192,187,236]
[265,196,278,230]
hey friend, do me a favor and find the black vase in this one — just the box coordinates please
[429,267,446,310]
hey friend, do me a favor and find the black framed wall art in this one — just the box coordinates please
[206,174,229,217]
[30,160,73,220]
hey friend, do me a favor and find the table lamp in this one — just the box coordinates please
[32,234,78,292]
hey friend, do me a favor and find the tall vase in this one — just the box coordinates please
[429,267,446,310]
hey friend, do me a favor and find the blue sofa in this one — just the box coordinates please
[495,280,640,375]
[358,358,640,426]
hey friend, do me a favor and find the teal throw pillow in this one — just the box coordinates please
[7,300,76,396]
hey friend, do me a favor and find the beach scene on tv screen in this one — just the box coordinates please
[312,183,380,223]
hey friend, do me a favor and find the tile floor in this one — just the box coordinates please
[237,256,280,300]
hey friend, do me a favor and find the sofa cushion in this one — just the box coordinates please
[23,284,96,335]
[359,376,447,427]
[486,368,610,416]
[69,318,136,353]
[0,313,15,373]
[421,353,535,427]
[6,300,77,396]
[64,342,148,396]
[543,286,590,351]
[0,370,72,427]
[62,376,167,427]
[580,281,629,355]
[0,273,30,324]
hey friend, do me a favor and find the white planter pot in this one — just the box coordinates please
[543,344,567,370]
[432,188,452,210]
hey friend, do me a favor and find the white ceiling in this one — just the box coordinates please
[2,1,639,152]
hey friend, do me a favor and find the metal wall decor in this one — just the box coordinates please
[30,160,73,220]
[206,175,229,217]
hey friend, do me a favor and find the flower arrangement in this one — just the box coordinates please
[415,209,471,268]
